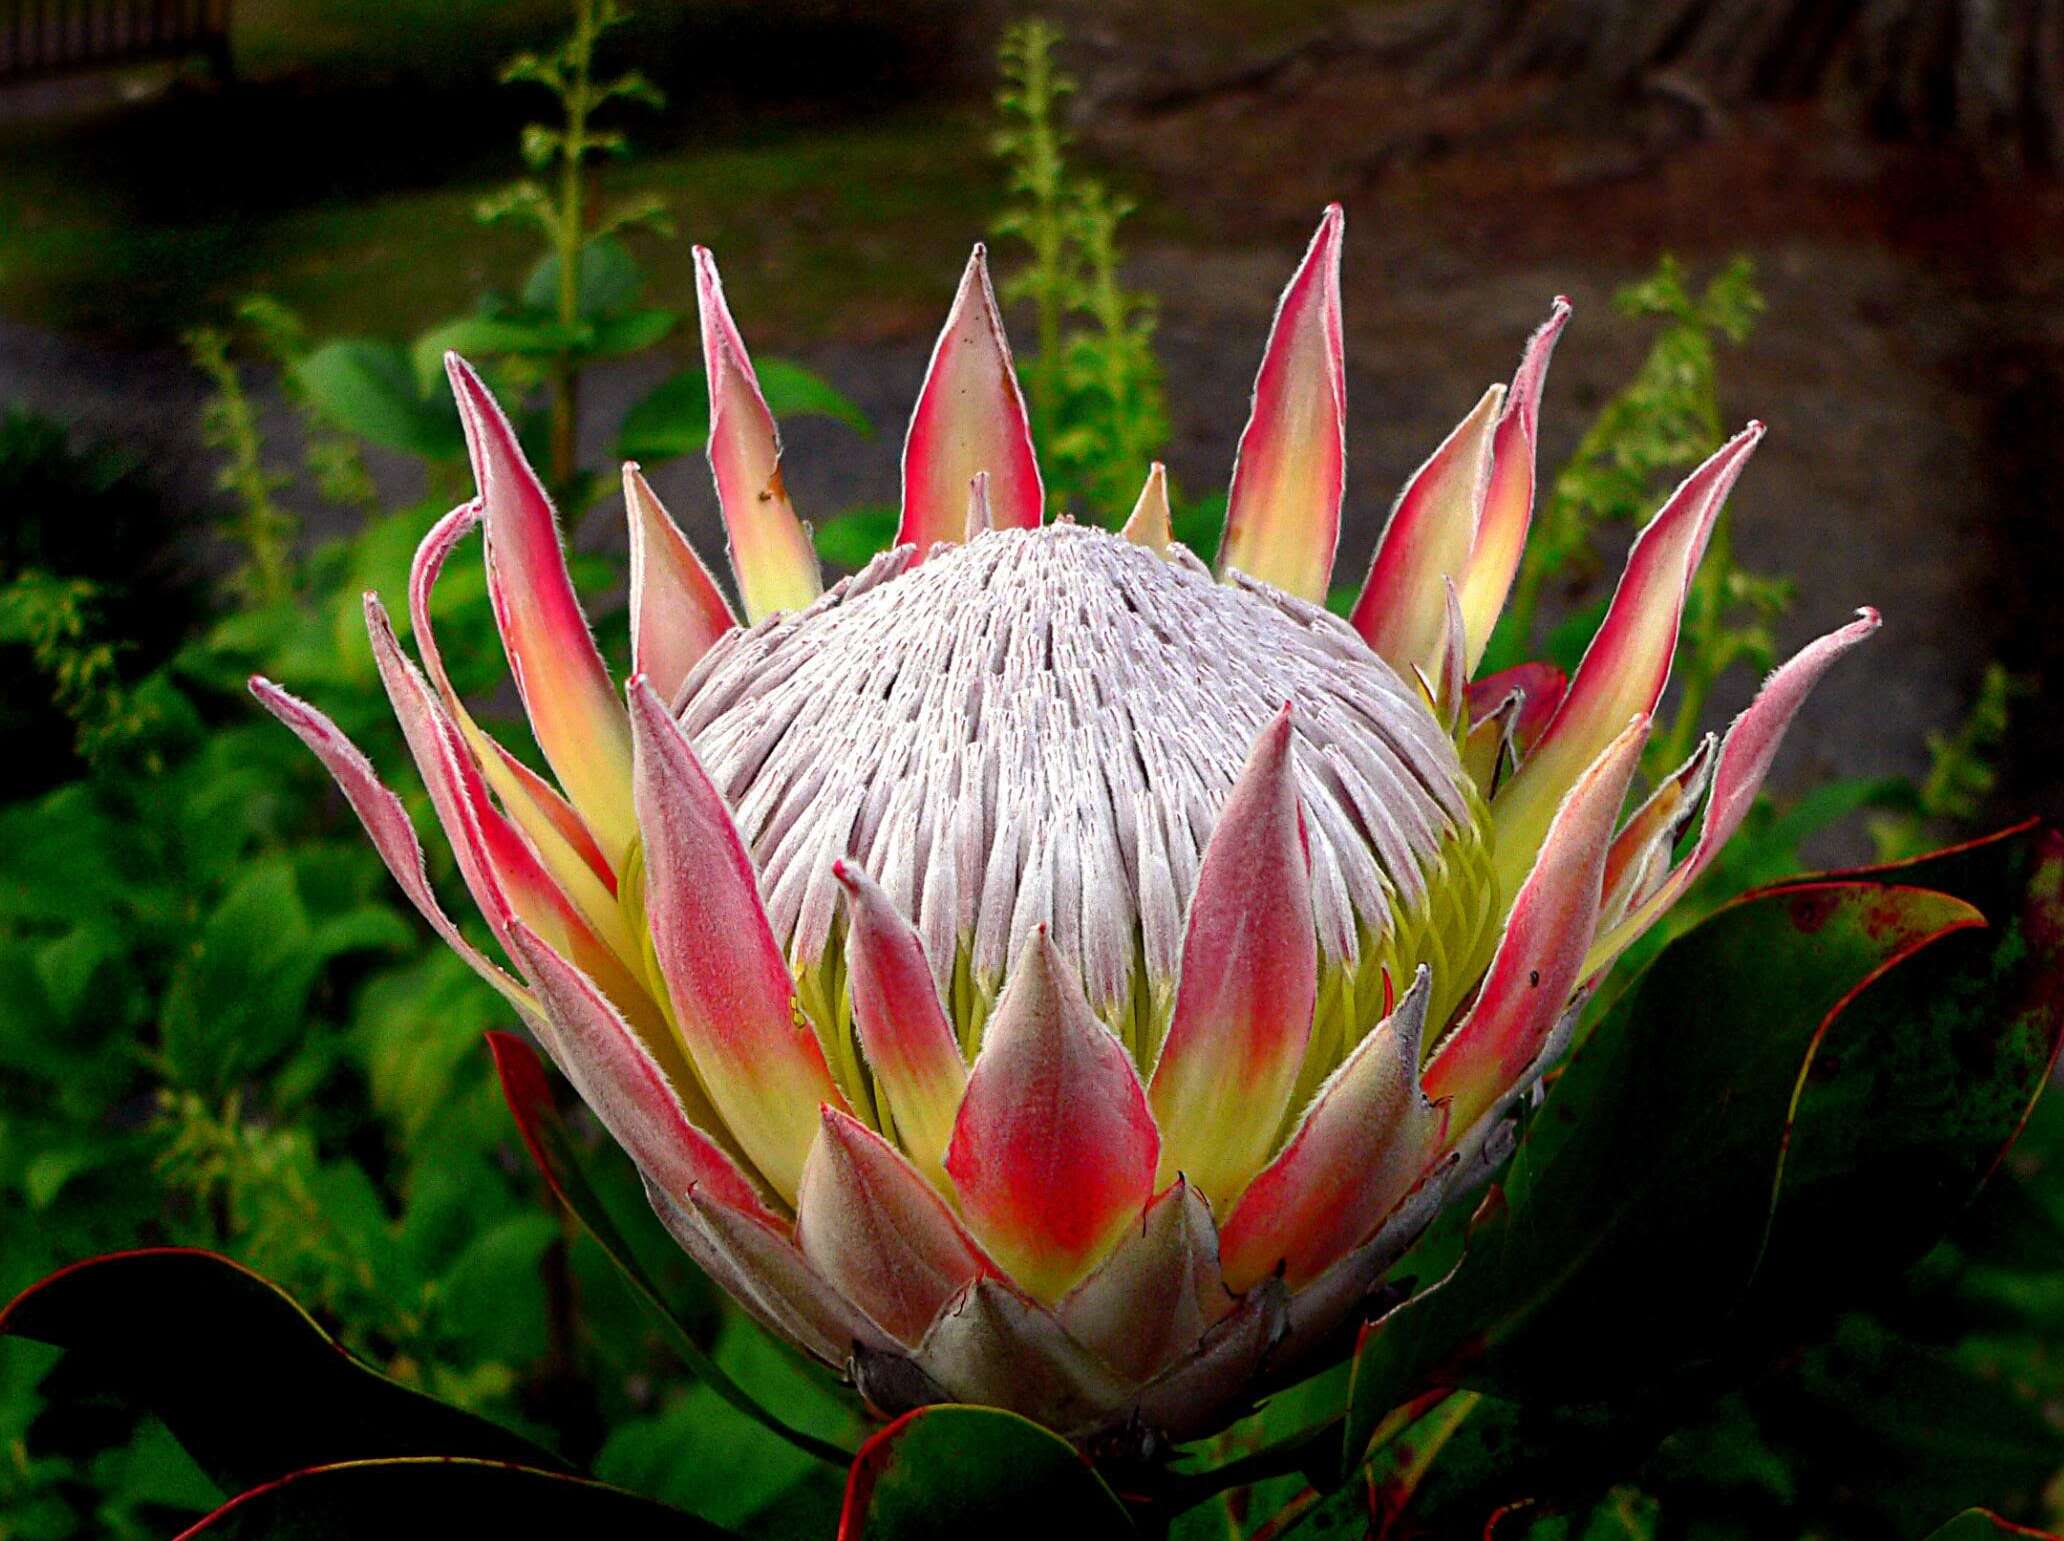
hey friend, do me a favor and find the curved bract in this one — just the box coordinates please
[253,208,1877,1443]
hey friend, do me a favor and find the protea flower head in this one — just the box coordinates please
[253,208,1876,1446]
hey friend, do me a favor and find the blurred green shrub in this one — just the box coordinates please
[0,414,200,799]
[280,0,861,520]
[993,19,1169,523]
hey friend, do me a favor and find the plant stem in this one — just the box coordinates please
[1011,22,1068,460]
[1081,192,1144,513]
[548,0,598,502]
[186,326,297,607]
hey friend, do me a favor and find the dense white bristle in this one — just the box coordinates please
[680,524,1470,1016]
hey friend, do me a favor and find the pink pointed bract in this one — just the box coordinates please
[695,247,823,622]
[1218,204,1346,603]
[900,244,1044,553]
[261,201,1875,1443]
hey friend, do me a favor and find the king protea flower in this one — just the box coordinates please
[253,209,1875,1444]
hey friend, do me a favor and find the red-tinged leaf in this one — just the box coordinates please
[1599,735,1714,929]
[657,1185,893,1369]
[629,675,848,1201]
[486,1033,849,1467]
[1058,1178,1227,1383]
[834,859,967,1188]
[1219,969,1442,1291]
[1463,661,1565,754]
[407,499,618,904]
[838,1406,1134,1540]
[365,595,654,1025]
[247,676,535,1017]
[910,1277,1129,1433]
[172,1457,727,1540]
[1350,383,1503,677]
[1424,715,1648,1139]
[0,1250,563,1497]
[1584,607,1881,974]
[1743,821,2064,1318]
[1123,1274,1290,1445]
[797,1108,992,1346]
[502,921,769,1219]
[1341,879,1983,1452]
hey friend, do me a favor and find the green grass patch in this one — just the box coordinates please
[0,106,991,347]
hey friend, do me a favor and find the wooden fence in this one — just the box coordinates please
[0,0,231,83]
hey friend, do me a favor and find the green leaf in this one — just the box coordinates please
[591,307,679,358]
[410,314,566,390]
[0,1249,563,1496]
[524,236,646,320]
[355,949,510,1142]
[177,1457,728,1538]
[812,505,899,572]
[1331,1393,1669,1541]
[31,921,126,1024]
[158,857,318,1088]
[1775,1315,2063,1530]
[307,901,414,960]
[754,358,872,437]
[1343,880,1984,1465]
[22,1144,100,1211]
[292,342,464,462]
[158,856,401,1090]
[434,1213,559,1364]
[484,1032,849,1467]
[594,1318,849,1532]
[89,1414,224,1521]
[616,360,870,468]
[0,784,136,929]
[616,369,710,463]
[841,1406,1134,1538]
